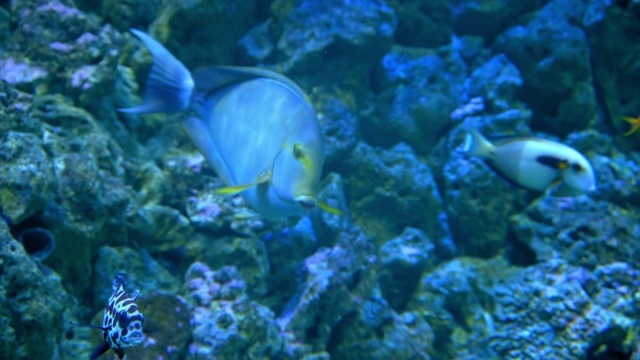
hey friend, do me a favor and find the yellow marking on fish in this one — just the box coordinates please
[215,171,271,195]
[292,143,314,172]
[557,160,569,171]
[623,115,640,136]
[318,200,344,216]
[215,183,254,195]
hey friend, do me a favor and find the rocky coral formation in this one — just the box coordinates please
[406,258,638,359]
[185,262,282,359]
[390,0,452,49]
[0,221,68,359]
[368,45,467,151]
[378,227,438,310]
[277,229,377,357]
[493,0,597,136]
[344,141,453,255]
[511,196,640,270]
[129,293,191,359]
[586,0,640,151]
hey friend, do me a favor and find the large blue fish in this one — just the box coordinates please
[120,29,341,220]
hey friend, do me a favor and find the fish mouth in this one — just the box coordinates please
[121,332,144,346]
[295,195,317,210]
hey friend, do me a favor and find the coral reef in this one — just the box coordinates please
[185,263,282,359]
[0,221,68,359]
[368,45,467,150]
[344,141,453,254]
[277,229,377,357]
[407,258,638,359]
[493,0,597,136]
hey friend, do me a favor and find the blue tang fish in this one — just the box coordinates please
[120,29,341,220]
[463,130,596,196]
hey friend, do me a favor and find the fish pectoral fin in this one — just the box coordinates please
[317,200,344,216]
[541,178,563,198]
[545,178,579,197]
[215,172,272,195]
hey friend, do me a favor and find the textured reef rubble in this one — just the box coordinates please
[1,0,640,359]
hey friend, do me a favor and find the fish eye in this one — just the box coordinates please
[118,311,130,328]
[292,143,305,159]
[571,163,583,172]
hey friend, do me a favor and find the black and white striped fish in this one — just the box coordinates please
[74,273,145,359]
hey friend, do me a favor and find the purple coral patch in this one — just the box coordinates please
[0,57,48,84]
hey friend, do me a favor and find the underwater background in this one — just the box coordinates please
[1,0,640,359]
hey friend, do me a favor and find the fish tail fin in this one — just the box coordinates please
[119,29,194,114]
[462,130,494,158]
[622,116,640,136]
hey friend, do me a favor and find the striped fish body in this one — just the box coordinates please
[90,273,145,360]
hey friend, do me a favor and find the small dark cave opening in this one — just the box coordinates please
[505,229,537,267]
[326,310,358,357]
[379,266,422,312]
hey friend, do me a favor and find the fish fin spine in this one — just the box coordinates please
[215,183,256,195]
[317,200,344,216]
[119,29,194,114]
[215,173,271,195]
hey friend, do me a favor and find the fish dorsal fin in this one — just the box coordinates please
[192,66,312,105]
[215,171,271,195]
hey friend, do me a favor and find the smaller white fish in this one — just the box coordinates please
[462,130,596,196]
